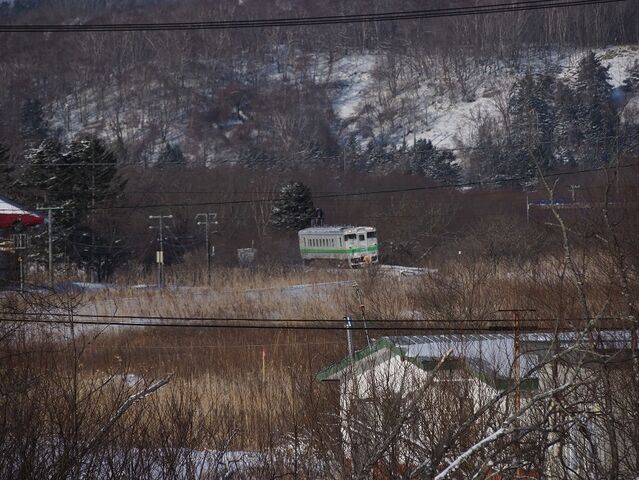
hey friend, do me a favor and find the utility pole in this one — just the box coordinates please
[497,308,536,415]
[149,214,172,288]
[344,315,354,359]
[195,212,218,285]
[352,282,371,347]
[13,233,29,292]
[37,205,63,287]
[569,184,581,202]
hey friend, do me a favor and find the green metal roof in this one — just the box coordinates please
[316,335,541,391]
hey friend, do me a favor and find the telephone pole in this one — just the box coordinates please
[195,212,218,285]
[569,184,581,202]
[352,282,371,347]
[497,308,536,415]
[149,214,172,288]
[37,205,63,287]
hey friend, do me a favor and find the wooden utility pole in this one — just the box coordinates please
[195,212,218,285]
[352,282,370,347]
[497,308,536,414]
[37,205,63,286]
[149,214,172,288]
[569,184,581,202]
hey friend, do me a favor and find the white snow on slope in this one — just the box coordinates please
[46,45,639,163]
[329,46,639,151]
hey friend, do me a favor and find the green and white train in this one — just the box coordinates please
[298,226,379,268]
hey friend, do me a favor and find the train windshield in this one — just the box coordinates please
[367,231,377,239]
[344,234,356,241]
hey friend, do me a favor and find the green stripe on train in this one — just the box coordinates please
[300,246,379,255]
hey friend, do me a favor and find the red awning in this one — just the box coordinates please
[0,196,45,229]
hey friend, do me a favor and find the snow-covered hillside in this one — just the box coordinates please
[46,45,639,166]
[326,45,639,151]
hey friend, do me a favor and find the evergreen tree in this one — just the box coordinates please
[20,99,49,143]
[467,117,518,183]
[408,140,460,183]
[157,142,185,167]
[341,134,362,171]
[554,80,579,166]
[623,61,639,93]
[508,73,557,171]
[241,148,278,170]
[573,52,618,166]
[0,142,16,197]
[270,181,315,231]
[23,135,126,278]
[361,139,396,173]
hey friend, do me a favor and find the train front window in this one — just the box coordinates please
[345,234,356,241]
[359,235,365,241]
[367,232,377,239]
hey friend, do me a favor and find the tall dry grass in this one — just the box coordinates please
[4,250,637,452]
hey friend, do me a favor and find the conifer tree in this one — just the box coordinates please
[0,142,16,197]
[23,135,126,277]
[157,142,185,167]
[508,73,557,172]
[623,61,639,93]
[270,181,315,231]
[20,99,49,143]
[408,140,460,183]
[573,52,618,165]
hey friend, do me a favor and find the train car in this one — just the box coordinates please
[298,226,379,268]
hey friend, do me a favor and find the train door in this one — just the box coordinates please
[344,231,356,267]
[366,229,377,259]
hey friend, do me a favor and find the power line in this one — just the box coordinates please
[86,340,347,351]
[0,316,620,332]
[87,161,639,211]
[0,0,627,33]
[2,312,629,327]
[5,311,604,324]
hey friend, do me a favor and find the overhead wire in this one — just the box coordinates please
[86,161,639,211]
[0,0,628,33]
[0,316,621,332]
[4,310,608,324]
[12,157,634,210]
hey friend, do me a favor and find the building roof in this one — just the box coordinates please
[317,330,633,389]
[0,195,45,229]
[298,226,375,235]
[0,196,30,215]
